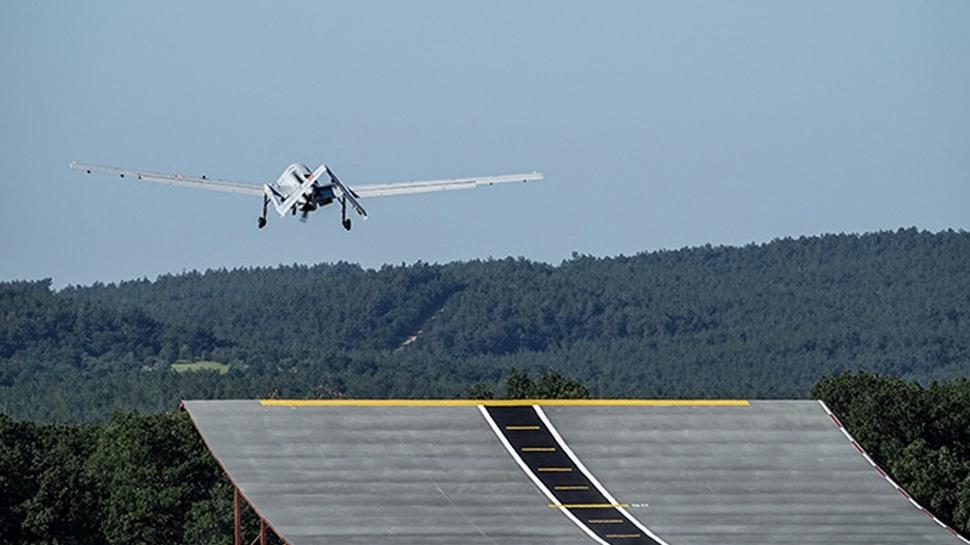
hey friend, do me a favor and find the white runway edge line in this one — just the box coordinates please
[818,400,970,544]
[534,406,671,545]
[477,406,611,545]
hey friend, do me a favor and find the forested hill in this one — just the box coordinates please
[2,228,969,422]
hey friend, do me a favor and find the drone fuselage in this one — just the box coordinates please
[273,163,332,212]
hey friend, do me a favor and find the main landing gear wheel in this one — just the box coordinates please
[342,218,352,231]
[258,195,269,230]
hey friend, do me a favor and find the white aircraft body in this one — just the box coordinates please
[70,162,543,230]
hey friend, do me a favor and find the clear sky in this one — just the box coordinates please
[1,1,968,287]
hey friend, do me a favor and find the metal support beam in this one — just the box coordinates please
[234,486,242,545]
[233,485,278,545]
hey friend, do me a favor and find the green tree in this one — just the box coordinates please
[0,414,34,545]
[811,372,925,463]
[18,425,101,544]
[534,371,589,399]
[890,440,968,521]
[954,475,970,531]
[504,368,536,399]
[466,383,495,400]
[182,480,233,545]
[88,412,221,545]
[502,369,589,399]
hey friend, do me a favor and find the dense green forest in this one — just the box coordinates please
[2,372,968,544]
[1,228,969,422]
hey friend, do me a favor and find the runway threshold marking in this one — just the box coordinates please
[479,405,671,545]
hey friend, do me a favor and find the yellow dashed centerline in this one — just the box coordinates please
[521,447,556,452]
[606,534,642,539]
[554,485,589,491]
[505,425,540,431]
[587,519,624,524]
[537,467,573,473]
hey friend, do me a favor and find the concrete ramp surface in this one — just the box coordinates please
[182,400,968,545]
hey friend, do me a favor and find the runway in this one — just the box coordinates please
[182,399,968,545]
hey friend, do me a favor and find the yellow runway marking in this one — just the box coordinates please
[537,467,573,472]
[521,447,556,452]
[505,425,540,431]
[606,534,641,539]
[259,399,750,407]
[548,503,630,509]
[554,485,589,491]
[587,519,624,524]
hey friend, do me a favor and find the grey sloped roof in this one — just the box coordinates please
[182,400,967,545]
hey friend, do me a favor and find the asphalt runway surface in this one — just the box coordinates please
[182,399,968,545]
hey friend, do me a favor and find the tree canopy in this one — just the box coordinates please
[1,228,968,422]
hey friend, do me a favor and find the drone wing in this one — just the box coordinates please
[350,172,543,198]
[70,162,264,197]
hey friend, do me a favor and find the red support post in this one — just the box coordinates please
[234,487,243,545]
[260,518,268,545]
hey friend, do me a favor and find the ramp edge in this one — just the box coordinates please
[817,400,969,544]
[181,402,291,545]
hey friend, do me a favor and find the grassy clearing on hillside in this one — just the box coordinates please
[171,361,230,374]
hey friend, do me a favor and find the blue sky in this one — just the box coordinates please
[1,1,968,287]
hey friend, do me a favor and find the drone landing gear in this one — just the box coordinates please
[340,197,352,231]
[258,196,268,229]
